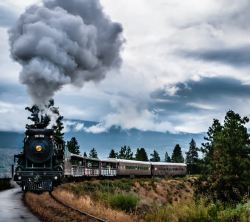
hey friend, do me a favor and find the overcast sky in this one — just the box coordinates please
[1,0,250,133]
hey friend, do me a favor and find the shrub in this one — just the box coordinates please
[112,179,134,192]
[145,200,210,222]
[95,191,110,204]
[109,193,139,212]
[218,201,250,222]
[144,199,250,222]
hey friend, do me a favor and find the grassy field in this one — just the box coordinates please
[144,199,250,222]
[58,176,195,221]
[25,176,250,221]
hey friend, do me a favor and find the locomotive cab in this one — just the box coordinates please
[14,129,64,191]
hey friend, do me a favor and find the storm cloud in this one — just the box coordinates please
[176,0,250,68]
[152,77,250,114]
[179,46,250,68]
[3,0,250,133]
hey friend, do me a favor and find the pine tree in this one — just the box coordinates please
[118,146,127,159]
[118,146,133,159]
[51,115,64,140]
[108,149,118,158]
[89,148,98,159]
[67,137,80,155]
[200,119,222,175]
[164,151,171,162]
[171,144,184,163]
[40,113,51,129]
[200,110,250,202]
[186,139,199,174]
[25,99,64,140]
[135,148,148,161]
[83,152,87,157]
[150,150,160,162]
[125,146,133,160]
[25,105,40,129]
[25,105,51,129]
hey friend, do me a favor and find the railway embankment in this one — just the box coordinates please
[25,191,106,222]
[25,176,196,222]
[25,176,250,221]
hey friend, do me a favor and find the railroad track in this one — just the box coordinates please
[49,192,107,222]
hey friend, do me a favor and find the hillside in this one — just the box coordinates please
[25,177,250,222]
[25,177,196,222]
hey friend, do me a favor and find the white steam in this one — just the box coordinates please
[9,0,123,104]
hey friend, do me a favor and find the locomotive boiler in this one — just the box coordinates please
[14,128,64,191]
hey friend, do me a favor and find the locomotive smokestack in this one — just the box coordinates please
[9,0,123,105]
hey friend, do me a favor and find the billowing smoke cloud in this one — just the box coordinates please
[9,0,123,104]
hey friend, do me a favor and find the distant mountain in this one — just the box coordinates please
[0,131,24,149]
[0,120,205,160]
[64,126,205,159]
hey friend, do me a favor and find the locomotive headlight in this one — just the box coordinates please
[54,176,58,180]
[18,176,22,180]
[35,145,43,152]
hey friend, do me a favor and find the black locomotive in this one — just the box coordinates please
[13,128,64,191]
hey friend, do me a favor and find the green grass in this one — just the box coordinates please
[62,177,197,214]
[62,177,250,220]
[65,178,134,196]
[63,178,139,212]
[144,199,250,222]
[64,176,250,221]
[94,191,138,212]
[109,193,139,212]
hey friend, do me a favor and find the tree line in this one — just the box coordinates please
[66,137,98,158]
[107,144,189,163]
[66,137,199,170]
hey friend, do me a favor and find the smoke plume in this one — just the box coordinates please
[9,0,123,104]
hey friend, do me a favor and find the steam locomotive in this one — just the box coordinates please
[14,129,64,191]
[14,128,187,192]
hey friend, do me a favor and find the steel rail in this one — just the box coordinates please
[49,192,107,222]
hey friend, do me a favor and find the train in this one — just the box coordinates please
[14,128,187,192]
[65,153,187,178]
[14,129,64,191]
